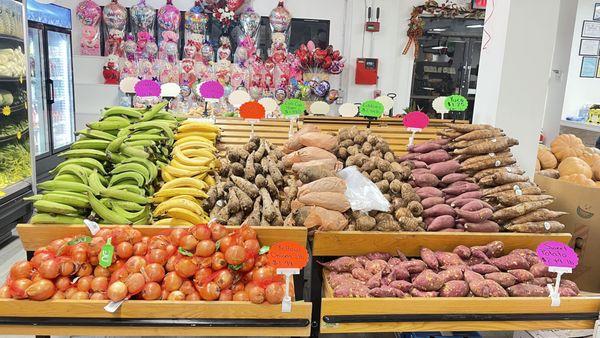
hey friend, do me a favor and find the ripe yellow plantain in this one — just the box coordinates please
[154,187,208,198]
[153,198,205,217]
[166,207,204,224]
[161,177,207,190]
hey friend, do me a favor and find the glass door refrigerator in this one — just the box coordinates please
[27,0,75,179]
[0,0,34,248]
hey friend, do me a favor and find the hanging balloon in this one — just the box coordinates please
[226,0,244,12]
[314,80,330,97]
[185,3,208,34]
[249,87,262,100]
[325,89,339,104]
[103,1,127,30]
[158,1,181,31]
[239,8,261,38]
[274,88,287,102]
[76,0,102,26]
[200,43,214,62]
[131,1,155,33]
[269,1,291,33]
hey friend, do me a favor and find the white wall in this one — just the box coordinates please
[562,0,600,121]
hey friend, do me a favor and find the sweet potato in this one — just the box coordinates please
[456,208,493,223]
[384,266,410,284]
[283,146,337,167]
[440,228,465,232]
[322,257,362,272]
[507,209,568,225]
[421,196,445,209]
[369,286,404,298]
[412,168,431,176]
[298,132,337,151]
[441,173,470,185]
[506,283,548,297]
[366,271,382,289]
[530,277,553,287]
[529,263,557,278]
[413,270,444,291]
[464,270,484,284]
[471,249,492,263]
[505,221,565,233]
[398,152,420,162]
[415,150,451,164]
[439,280,470,297]
[492,200,553,221]
[427,215,455,231]
[559,287,578,297]
[453,245,471,259]
[334,284,370,298]
[469,279,508,297]
[451,198,493,209]
[411,160,428,169]
[328,272,357,288]
[435,252,464,267]
[420,248,439,270]
[413,172,440,188]
[443,182,480,196]
[471,264,500,274]
[485,272,517,288]
[508,269,534,283]
[430,160,460,178]
[298,177,346,197]
[365,260,390,275]
[398,260,427,274]
[560,280,580,295]
[412,142,443,153]
[460,200,488,212]
[365,252,392,261]
[438,266,464,283]
[486,241,505,257]
[490,255,529,271]
[389,280,413,293]
[351,268,373,282]
[416,187,444,199]
[446,191,483,204]
[410,289,439,297]
[423,204,456,218]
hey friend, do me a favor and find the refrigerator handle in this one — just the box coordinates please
[47,79,55,104]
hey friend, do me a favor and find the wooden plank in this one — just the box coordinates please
[312,231,572,256]
[16,224,306,251]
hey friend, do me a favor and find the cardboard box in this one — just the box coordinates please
[534,174,600,292]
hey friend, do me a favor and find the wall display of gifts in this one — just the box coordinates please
[86,0,345,115]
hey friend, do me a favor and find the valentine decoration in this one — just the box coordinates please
[214,5,236,33]
[76,0,101,55]
[185,1,208,36]
[103,54,120,84]
[130,0,156,37]
[239,8,260,40]
[102,0,127,57]
[269,1,291,33]
[157,0,181,51]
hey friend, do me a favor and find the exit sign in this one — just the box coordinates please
[472,0,486,9]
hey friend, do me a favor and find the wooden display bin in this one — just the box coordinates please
[0,224,312,337]
[311,231,600,334]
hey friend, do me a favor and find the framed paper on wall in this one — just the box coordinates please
[580,56,598,78]
[595,3,600,20]
[580,39,600,56]
[582,20,600,38]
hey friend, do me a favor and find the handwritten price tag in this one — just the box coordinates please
[280,98,305,118]
[267,241,309,269]
[536,241,579,269]
[444,95,468,111]
[359,100,384,118]
[134,79,160,97]
[199,80,225,100]
[404,111,430,129]
[240,101,266,120]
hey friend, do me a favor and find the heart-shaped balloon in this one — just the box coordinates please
[322,56,332,70]
[131,1,155,31]
[307,41,316,53]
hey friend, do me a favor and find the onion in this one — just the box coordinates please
[185,291,200,301]
[165,255,177,272]
[265,283,285,304]
[48,239,66,254]
[90,292,107,300]
[30,251,53,269]
[133,242,148,256]
[253,267,275,285]
[94,266,111,278]
[38,259,60,279]
[0,286,11,298]
[125,273,145,295]
[163,272,183,292]
[243,239,260,257]
[233,290,249,301]
[71,291,89,300]
[91,276,108,292]
[59,260,77,276]
[218,235,237,254]
[193,267,213,286]
[88,256,99,266]
[210,224,227,241]
[110,267,129,283]
[198,257,212,269]
[149,235,169,250]
[141,236,150,244]
[10,261,33,279]
[76,275,94,292]
[64,287,78,299]
[130,229,143,244]
[141,263,165,283]
[255,255,268,267]
[247,285,265,304]
[109,259,125,273]
[125,256,147,273]
[211,252,227,270]
[242,271,254,284]
[88,237,105,256]
[218,289,233,301]
[225,245,246,265]
[195,240,216,257]
[55,276,72,291]
[240,226,257,241]
[70,245,88,263]
[111,227,129,245]
[26,279,56,300]
[191,225,211,241]
[52,290,66,299]
[76,262,93,277]
[169,228,187,244]
[175,257,198,278]
[141,282,161,300]
[96,228,111,240]
[167,290,185,301]
[231,282,244,293]
[116,242,134,259]
[198,282,220,301]
[214,270,233,290]
[180,280,195,295]
[107,281,128,302]
[165,244,177,257]
[180,234,198,251]
[241,257,255,272]
[30,271,43,282]
[160,288,169,300]
[148,249,168,265]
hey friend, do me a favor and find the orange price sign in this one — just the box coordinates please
[267,241,309,269]
[239,101,266,120]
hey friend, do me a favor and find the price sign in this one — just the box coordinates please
[267,241,309,313]
[404,111,430,129]
[228,89,251,108]
[240,101,266,120]
[280,98,305,118]
[160,82,181,98]
[199,80,225,101]
[444,95,468,111]
[119,77,140,94]
[99,238,114,268]
[536,241,578,269]
[359,100,384,118]
[134,79,160,97]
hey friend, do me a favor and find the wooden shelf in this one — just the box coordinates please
[312,231,572,256]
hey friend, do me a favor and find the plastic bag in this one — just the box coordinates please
[338,166,390,212]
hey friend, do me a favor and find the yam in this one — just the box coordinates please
[454,137,519,155]
[375,213,402,232]
[468,279,508,297]
[492,200,554,221]
[376,180,390,193]
[461,151,512,167]
[464,220,500,232]
[401,183,421,202]
[474,166,525,181]
[390,179,403,194]
[497,194,553,207]
[407,200,424,217]
[441,173,469,185]
[454,128,504,141]
[506,283,549,297]
[427,215,455,231]
[479,172,529,187]
[439,280,470,297]
[460,156,516,172]
[355,214,376,231]
[482,181,534,196]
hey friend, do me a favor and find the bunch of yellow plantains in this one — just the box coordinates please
[152,121,220,226]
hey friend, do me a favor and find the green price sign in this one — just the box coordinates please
[280,99,305,117]
[99,238,114,268]
[359,100,384,118]
[444,95,468,111]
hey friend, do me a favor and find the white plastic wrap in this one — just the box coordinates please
[338,166,390,213]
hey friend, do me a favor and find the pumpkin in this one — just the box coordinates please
[537,144,557,169]
[550,134,585,161]
[559,174,595,187]
[579,151,600,166]
[535,159,541,171]
[558,157,593,178]
[585,146,600,156]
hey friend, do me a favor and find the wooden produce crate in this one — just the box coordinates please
[215,117,296,148]
[312,231,600,334]
[0,225,312,337]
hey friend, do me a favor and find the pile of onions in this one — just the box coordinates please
[0,223,288,304]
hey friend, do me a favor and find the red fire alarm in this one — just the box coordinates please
[355,58,378,85]
[365,21,380,32]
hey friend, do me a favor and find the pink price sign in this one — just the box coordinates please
[200,80,225,99]
[536,241,578,268]
[404,111,430,129]
[134,80,161,97]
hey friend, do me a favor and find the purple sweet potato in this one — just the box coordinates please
[464,220,500,233]
[430,160,460,178]
[461,200,488,212]
[443,182,480,196]
[383,266,410,284]
[447,191,483,204]
[416,187,444,199]
[413,173,440,188]
[530,263,556,278]
[421,248,439,270]
[424,217,435,227]
[508,269,534,283]
[506,283,549,297]
[412,168,431,176]
[321,257,362,272]
[455,208,493,223]
[389,280,413,293]
[558,286,578,297]
[485,272,517,288]
[427,215,455,231]
[416,150,451,164]
[469,279,509,297]
[398,153,419,162]
[423,204,456,218]
[471,264,500,274]
[351,268,373,282]
[439,280,470,297]
[365,259,390,275]
[486,241,505,257]
[510,248,536,259]
[471,250,492,263]
[530,277,554,287]
[410,289,439,297]
[328,273,358,288]
[413,142,443,153]
[334,284,370,298]
[388,257,405,266]
[398,260,428,274]
[491,255,529,271]
[435,252,464,267]
[369,285,404,298]
[560,279,580,295]
[438,266,464,283]
[411,160,428,169]
[366,271,382,289]
[421,196,446,209]
[442,173,470,185]
[366,252,392,261]
[395,250,409,262]
[355,256,369,267]
[451,198,493,209]
[453,245,472,259]
[464,270,485,284]
[413,269,444,291]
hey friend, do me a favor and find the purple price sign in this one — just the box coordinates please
[134,79,160,97]
[536,241,578,268]
[200,80,225,99]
